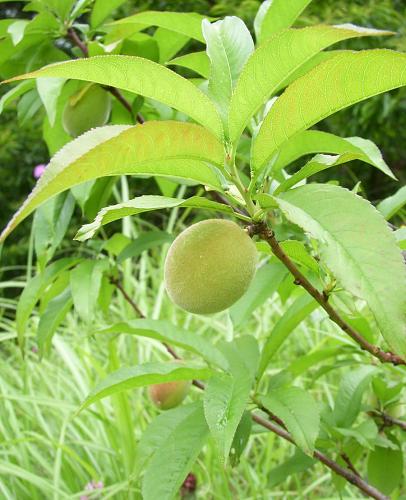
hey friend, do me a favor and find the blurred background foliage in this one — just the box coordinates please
[1,0,405,266]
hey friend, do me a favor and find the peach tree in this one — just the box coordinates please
[1,0,405,498]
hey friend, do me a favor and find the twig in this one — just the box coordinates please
[252,413,388,500]
[67,28,88,56]
[109,276,145,318]
[67,28,144,124]
[253,222,405,366]
[368,410,406,432]
[341,452,361,477]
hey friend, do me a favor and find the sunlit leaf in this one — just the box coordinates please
[261,387,320,454]
[0,122,225,243]
[276,184,406,357]
[229,26,391,144]
[4,55,223,138]
[253,50,406,170]
[75,195,239,241]
[79,362,213,411]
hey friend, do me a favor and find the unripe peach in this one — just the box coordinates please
[62,84,111,137]
[148,380,191,410]
[164,219,257,314]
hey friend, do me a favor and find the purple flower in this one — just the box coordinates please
[33,164,46,179]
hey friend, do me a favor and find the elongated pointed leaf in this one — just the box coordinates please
[272,130,393,177]
[0,122,224,243]
[90,0,127,27]
[253,50,406,170]
[70,260,109,322]
[229,26,391,144]
[377,185,406,220]
[4,55,223,138]
[0,80,35,115]
[79,362,213,411]
[203,16,254,126]
[258,293,318,378]
[204,372,252,461]
[274,150,395,194]
[333,366,376,427]
[254,0,312,42]
[261,387,320,454]
[142,402,209,500]
[16,257,79,349]
[75,195,239,241]
[96,319,228,369]
[37,287,73,356]
[230,261,288,327]
[168,51,210,79]
[204,337,258,461]
[112,11,208,42]
[276,184,406,357]
[367,443,403,495]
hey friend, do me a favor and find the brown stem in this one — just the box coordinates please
[252,413,388,500]
[67,28,88,56]
[67,28,144,124]
[368,410,406,431]
[255,222,405,366]
[341,452,361,477]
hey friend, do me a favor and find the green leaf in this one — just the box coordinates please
[70,260,109,322]
[333,366,376,427]
[4,55,223,138]
[136,402,200,470]
[90,0,127,27]
[0,122,225,243]
[79,362,213,411]
[254,0,311,42]
[203,16,254,126]
[395,227,406,250]
[229,26,391,145]
[36,77,66,126]
[229,411,252,467]
[253,50,406,170]
[276,184,406,358]
[204,371,252,461]
[32,192,75,269]
[37,287,73,357]
[272,130,394,179]
[168,51,210,79]
[279,240,319,272]
[377,185,406,220]
[0,80,35,115]
[154,28,188,63]
[118,230,173,262]
[75,195,239,241]
[258,293,318,378]
[261,387,320,454]
[230,261,288,327]
[141,402,209,500]
[7,19,29,45]
[275,151,395,194]
[112,11,208,42]
[267,449,316,488]
[96,319,228,369]
[204,336,258,461]
[367,443,403,495]
[16,257,79,349]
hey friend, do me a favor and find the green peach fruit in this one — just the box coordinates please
[164,219,257,314]
[62,84,111,138]
[148,380,191,410]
